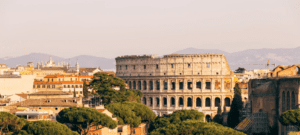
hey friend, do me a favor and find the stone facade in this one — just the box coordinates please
[115,53,235,118]
[248,77,300,135]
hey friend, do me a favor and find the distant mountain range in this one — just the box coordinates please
[1,47,300,71]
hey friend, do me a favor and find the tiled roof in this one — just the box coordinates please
[78,75,93,78]
[60,81,83,84]
[29,91,72,95]
[34,81,62,84]
[11,98,80,107]
[16,93,28,99]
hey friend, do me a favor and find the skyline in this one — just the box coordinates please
[1,0,300,59]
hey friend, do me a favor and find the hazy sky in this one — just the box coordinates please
[1,0,300,58]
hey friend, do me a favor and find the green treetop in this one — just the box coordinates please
[279,108,300,131]
[11,121,78,135]
[56,107,117,135]
[0,112,28,135]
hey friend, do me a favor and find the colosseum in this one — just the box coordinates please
[115,53,235,120]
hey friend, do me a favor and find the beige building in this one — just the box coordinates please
[115,53,235,119]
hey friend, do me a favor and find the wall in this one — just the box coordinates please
[0,75,35,95]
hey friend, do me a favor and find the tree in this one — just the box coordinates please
[279,108,300,131]
[105,102,156,128]
[83,81,88,98]
[148,110,204,133]
[0,112,28,135]
[88,73,143,105]
[11,121,78,135]
[56,107,117,135]
[227,83,243,128]
[213,103,223,124]
[235,67,246,73]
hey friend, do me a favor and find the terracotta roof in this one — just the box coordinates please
[78,75,93,78]
[29,91,72,95]
[60,81,83,84]
[16,94,28,99]
[34,81,62,84]
[96,109,106,112]
[11,98,80,107]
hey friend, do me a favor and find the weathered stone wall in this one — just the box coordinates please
[115,54,234,117]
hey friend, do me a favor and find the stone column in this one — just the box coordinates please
[202,96,205,109]
[184,79,188,91]
[211,78,214,92]
[159,79,163,92]
[167,79,171,92]
[175,79,179,92]
[146,80,149,92]
[159,96,162,110]
[221,95,224,112]
[192,96,196,109]
[221,78,224,92]
[192,78,196,92]
[202,78,205,91]
[175,96,178,109]
[167,95,170,109]
[211,95,214,110]
[152,96,155,110]
[153,79,157,91]
[183,95,187,108]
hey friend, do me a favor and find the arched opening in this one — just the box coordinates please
[156,81,160,90]
[187,97,192,107]
[76,85,78,88]
[196,98,201,107]
[164,81,168,90]
[129,81,132,89]
[292,91,296,109]
[149,97,153,106]
[163,97,167,106]
[156,97,160,107]
[287,91,290,110]
[215,97,220,107]
[282,91,285,112]
[205,98,211,107]
[179,97,184,106]
[150,81,153,90]
[133,81,136,89]
[68,85,70,88]
[138,81,141,90]
[205,115,211,122]
[171,97,175,106]
[143,81,147,90]
[225,98,231,106]
[143,97,146,105]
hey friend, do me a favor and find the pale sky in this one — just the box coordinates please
[1,0,300,58]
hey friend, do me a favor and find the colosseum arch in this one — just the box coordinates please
[196,80,201,89]
[163,97,167,106]
[149,81,153,90]
[171,80,176,90]
[187,80,192,90]
[205,97,211,107]
[179,97,184,106]
[143,80,147,90]
[138,81,141,90]
[196,97,201,107]
[149,97,153,107]
[156,97,160,107]
[225,97,231,106]
[163,80,168,90]
[156,80,160,90]
[170,97,175,106]
[133,81,136,89]
[215,97,220,107]
[143,97,146,105]
[187,97,192,107]
[129,81,132,89]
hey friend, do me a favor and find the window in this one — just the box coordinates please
[287,91,290,110]
[196,81,201,89]
[188,97,192,107]
[150,97,153,106]
[171,64,174,68]
[52,79,53,82]
[47,85,50,88]
[133,81,136,89]
[48,78,50,82]
[143,81,147,90]
[188,81,192,90]
[120,65,122,70]
[225,98,231,106]
[150,81,153,90]
[33,85,35,88]
[205,82,211,89]
[126,65,127,70]
[138,81,141,90]
[205,98,211,107]
[156,81,160,90]
[188,63,191,68]
[179,97,183,106]
[171,82,175,90]
[52,85,55,88]
[144,65,146,69]
[37,85,40,88]
[68,85,70,88]
[129,81,132,89]
[215,98,220,107]
[133,65,135,69]
[156,64,159,69]
[282,91,285,112]
[80,91,82,94]
[196,98,201,107]
[171,97,175,106]
[163,97,167,106]
[118,127,123,132]
[292,92,296,109]
[164,81,168,90]
[55,108,58,110]
[143,97,146,105]
[42,85,45,88]
[179,81,183,90]
[156,97,160,106]
[207,63,210,68]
